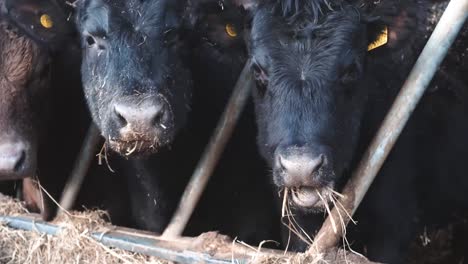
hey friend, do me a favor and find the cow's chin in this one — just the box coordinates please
[288,186,335,213]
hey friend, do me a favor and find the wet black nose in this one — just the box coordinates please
[275,147,328,187]
[112,98,171,137]
[0,141,29,179]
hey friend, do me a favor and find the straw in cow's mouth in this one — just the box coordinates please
[281,188,314,251]
[107,138,161,157]
[97,143,115,172]
[280,187,360,255]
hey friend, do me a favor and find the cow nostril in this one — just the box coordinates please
[316,154,325,171]
[278,155,286,172]
[151,108,165,128]
[114,105,129,127]
[116,112,128,126]
[306,154,325,175]
[13,151,26,172]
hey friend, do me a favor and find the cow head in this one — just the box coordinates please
[76,0,192,157]
[238,0,426,211]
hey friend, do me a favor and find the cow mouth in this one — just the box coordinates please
[289,186,334,210]
[107,139,162,157]
[291,187,320,208]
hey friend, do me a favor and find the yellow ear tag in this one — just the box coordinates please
[40,14,53,29]
[225,24,238,38]
[368,26,388,51]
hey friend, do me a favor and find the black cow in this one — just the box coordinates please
[235,0,431,262]
[76,0,192,233]
[76,0,279,244]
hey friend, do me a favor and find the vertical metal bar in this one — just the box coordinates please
[59,124,101,210]
[309,0,468,253]
[163,61,253,238]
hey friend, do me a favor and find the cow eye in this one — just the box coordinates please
[164,28,179,44]
[252,62,268,97]
[84,33,106,51]
[86,35,96,46]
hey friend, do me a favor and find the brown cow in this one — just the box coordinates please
[0,0,79,218]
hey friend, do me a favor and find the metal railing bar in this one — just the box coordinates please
[163,61,254,238]
[59,124,101,211]
[0,214,300,264]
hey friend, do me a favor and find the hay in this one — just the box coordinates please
[251,248,378,264]
[0,194,29,216]
[0,193,379,264]
[0,194,169,264]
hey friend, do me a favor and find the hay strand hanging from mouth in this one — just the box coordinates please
[280,188,314,249]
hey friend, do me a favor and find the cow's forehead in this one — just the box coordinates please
[83,0,179,34]
[253,5,360,40]
[105,1,163,22]
[251,6,363,59]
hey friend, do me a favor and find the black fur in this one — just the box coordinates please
[77,0,192,156]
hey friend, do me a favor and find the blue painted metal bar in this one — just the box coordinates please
[0,215,60,236]
[310,0,468,253]
[91,231,245,264]
[0,215,254,264]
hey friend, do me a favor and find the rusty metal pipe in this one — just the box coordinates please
[309,0,468,253]
[59,124,101,210]
[163,61,254,238]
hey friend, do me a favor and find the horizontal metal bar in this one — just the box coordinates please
[0,215,257,264]
[0,215,60,236]
[91,231,243,264]
[1,214,382,263]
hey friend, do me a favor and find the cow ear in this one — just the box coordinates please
[365,1,428,52]
[367,23,388,52]
[3,0,74,47]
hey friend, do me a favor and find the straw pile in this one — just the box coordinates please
[0,193,168,264]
